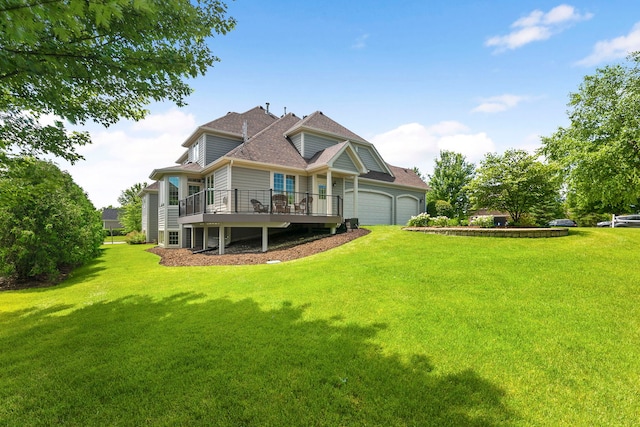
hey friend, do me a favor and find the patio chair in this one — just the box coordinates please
[272,194,290,213]
[294,196,313,214]
[250,199,269,213]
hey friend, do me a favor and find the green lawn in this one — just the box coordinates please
[1,227,638,426]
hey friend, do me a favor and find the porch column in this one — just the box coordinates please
[262,226,268,252]
[353,175,359,219]
[203,227,209,250]
[191,227,195,249]
[327,170,333,215]
[218,226,225,255]
[311,175,317,215]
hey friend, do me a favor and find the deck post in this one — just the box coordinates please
[262,226,268,252]
[218,226,225,255]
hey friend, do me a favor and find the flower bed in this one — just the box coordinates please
[403,227,569,238]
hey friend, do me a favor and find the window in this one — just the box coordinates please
[168,231,179,245]
[319,184,327,200]
[274,173,295,202]
[192,141,200,162]
[205,174,214,205]
[188,185,200,196]
[168,176,179,205]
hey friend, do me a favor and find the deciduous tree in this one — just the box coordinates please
[0,0,235,162]
[427,150,475,219]
[468,149,560,225]
[541,53,640,214]
[118,182,147,233]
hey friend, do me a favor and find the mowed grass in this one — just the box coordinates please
[1,227,639,426]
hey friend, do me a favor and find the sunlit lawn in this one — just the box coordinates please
[1,227,638,426]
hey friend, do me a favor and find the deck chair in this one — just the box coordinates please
[294,196,313,214]
[272,194,290,213]
[250,199,269,213]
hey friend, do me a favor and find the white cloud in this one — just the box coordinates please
[352,33,369,49]
[471,94,528,113]
[486,4,593,52]
[576,22,640,66]
[56,109,196,208]
[370,121,496,178]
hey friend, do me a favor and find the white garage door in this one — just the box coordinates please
[344,191,393,225]
[397,196,419,225]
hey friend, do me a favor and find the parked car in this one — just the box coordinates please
[548,219,577,227]
[596,214,640,228]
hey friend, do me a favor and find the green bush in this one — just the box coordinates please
[407,213,432,227]
[447,218,460,226]
[435,200,454,218]
[0,159,103,281]
[460,219,470,226]
[432,216,449,227]
[125,231,147,244]
[470,215,494,228]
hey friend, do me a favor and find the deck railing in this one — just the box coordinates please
[179,189,342,218]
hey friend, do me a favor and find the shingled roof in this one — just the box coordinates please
[284,111,368,143]
[200,106,278,139]
[226,113,307,169]
[362,165,430,189]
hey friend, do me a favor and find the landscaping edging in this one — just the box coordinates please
[403,227,570,238]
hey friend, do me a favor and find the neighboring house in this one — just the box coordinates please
[102,208,123,230]
[142,105,429,253]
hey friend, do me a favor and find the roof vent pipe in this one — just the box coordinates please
[265,102,270,115]
[284,106,287,115]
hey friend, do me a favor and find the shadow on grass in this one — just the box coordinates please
[0,294,514,425]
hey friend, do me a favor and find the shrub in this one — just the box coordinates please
[448,218,460,226]
[435,200,454,218]
[432,216,450,227]
[460,219,470,226]
[0,159,103,281]
[125,231,147,245]
[470,215,494,228]
[407,213,432,227]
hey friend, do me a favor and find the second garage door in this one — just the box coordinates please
[344,191,393,225]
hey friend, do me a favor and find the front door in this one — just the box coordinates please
[317,177,327,215]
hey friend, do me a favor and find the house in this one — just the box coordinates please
[141,106,429,253]
[102,208,123,231]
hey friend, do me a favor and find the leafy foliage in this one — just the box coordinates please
[427,150,475,219]
[125,231,147,244]
[118,182,146,233]
[406,212,432,227]
[0,159,103,280]
[542,53,640,214]
[470,215,494,228]
[0,0,235,162]
[468,149,560,224]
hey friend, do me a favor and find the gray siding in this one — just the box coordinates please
[231,167,270,190]
[290,134,302,155]
[167,206,179,228]
[142,193,158,242]
[356,145,385,173]
[231,167,271,212]
[205,134,242,166]
[333,152,358,173]
[303,133,340,159]
[158,207,166,228]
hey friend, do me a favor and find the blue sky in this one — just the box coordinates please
[56,1,640,208]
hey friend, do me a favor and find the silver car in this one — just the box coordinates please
[597,214,640,228]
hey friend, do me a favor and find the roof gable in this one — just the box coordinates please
[225,113,307,169]
[284,111,368,143]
